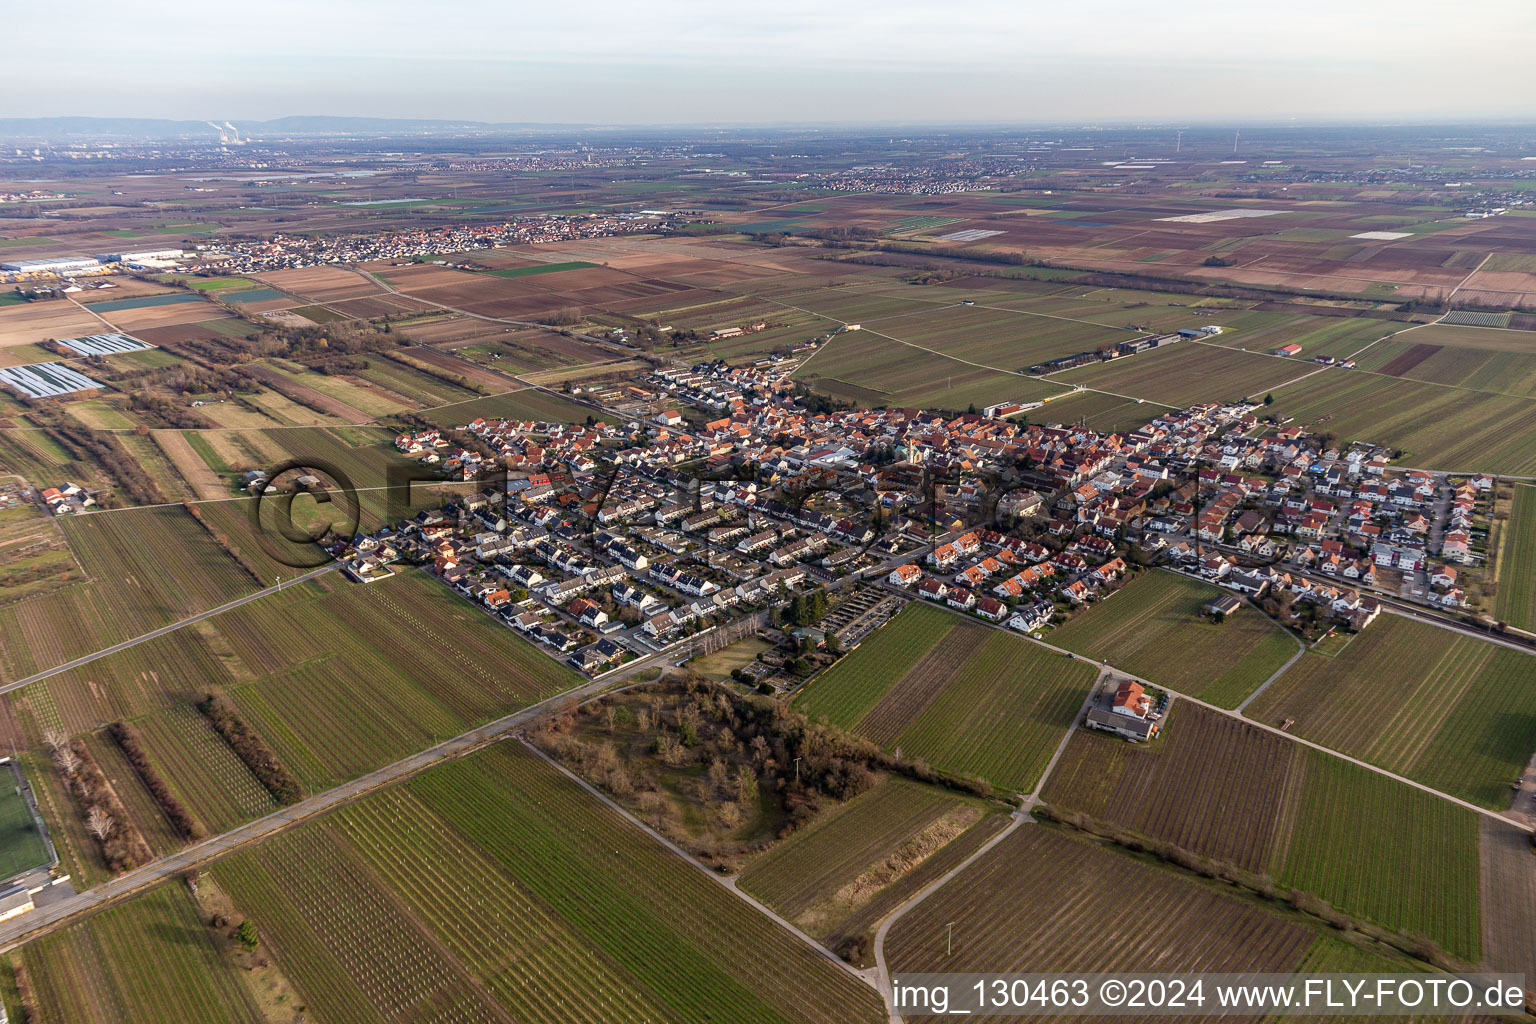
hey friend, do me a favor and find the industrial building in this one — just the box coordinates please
[0,256,101,274]
[102,248,185,264]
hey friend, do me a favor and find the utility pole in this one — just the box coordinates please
[947,921,956,957]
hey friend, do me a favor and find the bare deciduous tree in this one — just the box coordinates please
[86,807,114,841]
[53,746,81,777]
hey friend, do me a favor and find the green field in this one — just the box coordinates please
[1356,336,1536,398]
[1247,615,1536,808]
[1049,343,1308,406]
[0,506,260,686]
[797,326,1066,411]
[1264,371,1536,475]
[795,602,1098,792]
[83,292,209,313]
[17,883,262,1023]
[1042,702,1485,961]
[0,770,48,879]
[184,277,258,292]
[1049,570,1299,707]
[485,260,598,278]
[1496,485,1536,631]
[1276,749,1482,961]
[1028,389,1166,431]
[19,569,581,842]
[207,742,884,1024]
[289,303,350,323]
[143,573,576,826]
[886,826,1320,980]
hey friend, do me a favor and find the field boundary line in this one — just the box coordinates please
[519,738,880,989]
[895,594,1535,834]
[1234,629,1308,709]
[1446,253,1492,303]
[764,292,1177,409]
[2,563,339,693]
[357,267,636,358]
[0,660,662,954]
[871,808,1029,1023]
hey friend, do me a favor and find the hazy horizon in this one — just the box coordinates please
[4,0,1533,124]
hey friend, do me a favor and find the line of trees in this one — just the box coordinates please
[381,350,492,396]
[182,502,266,587]
[29,416,164,507]
[43,731,153,873]
[107,720,207,842]
[197,692,303,805]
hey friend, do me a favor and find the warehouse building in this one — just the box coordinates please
[102,249,185,264]
[0,256,101,273]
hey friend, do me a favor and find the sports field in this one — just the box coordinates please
[794,602,1098,792]
[1048,570,1299,707]
[0,771,48,880]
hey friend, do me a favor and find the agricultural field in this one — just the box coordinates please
[1355,335,1536,398]
[408,387,610,428]
[1494,485,1536,631]
[1245,615,1536,808]
[885,826,1319,983]
[0,505,259,685]
[0,301,102,351]
[1276,749,1482,962]
[208,742,886,1024]
[10,569,581,845]
[794,602,1099,792]
[831,301,1131,370]
[737,776,1000,945]
[140,573,576,818]
[1263,370,1536,475]
[1025,388,1166,431]
[1478,817,1536,981]
[0,500,78,607]
[14,883,262,1024]
[1048,570,1299,707]
[1047,342,1309,406]
[1042,702,1485,961]
[796,326,1065,411]
[1043,704,1301,872]
[485,259,598,278]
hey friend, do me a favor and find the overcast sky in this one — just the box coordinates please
[6,0,1533,123]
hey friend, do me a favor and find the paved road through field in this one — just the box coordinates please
[1,563,339,695]
[0,639,680,953]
